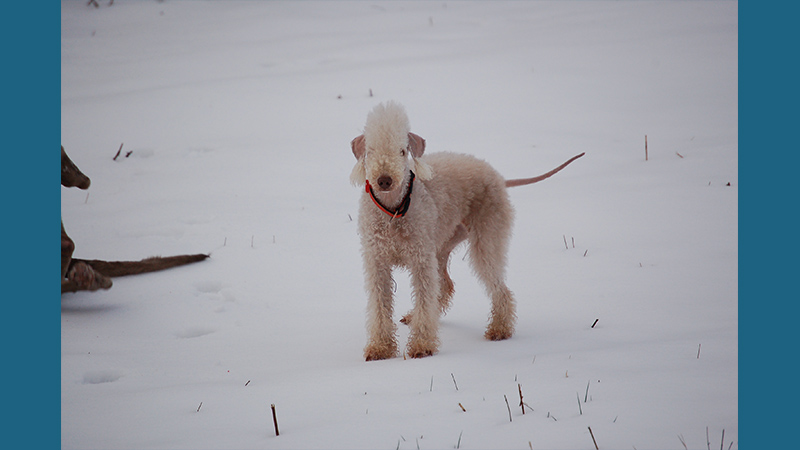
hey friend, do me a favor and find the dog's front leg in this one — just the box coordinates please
[363,260,398,361]
[406,254,441,358]
[61,222,75,282]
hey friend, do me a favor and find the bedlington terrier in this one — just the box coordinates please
[350,101,583,360]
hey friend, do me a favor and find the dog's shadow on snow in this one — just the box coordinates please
[61,297,123,315]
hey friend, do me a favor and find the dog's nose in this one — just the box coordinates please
[377,176,393,190]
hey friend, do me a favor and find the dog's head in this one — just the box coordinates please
[350,102,433,205]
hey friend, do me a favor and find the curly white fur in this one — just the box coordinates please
[350,101,518,360]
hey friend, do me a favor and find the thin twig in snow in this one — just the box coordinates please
[576,393,582,415]
[113,143,124,161]
[588,427,599,450]
[678,434,687,450]
[271,404,280,436]
[451,373,459,391]
[504,395,512,422]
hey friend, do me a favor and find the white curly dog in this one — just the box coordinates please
[350,101,583,360]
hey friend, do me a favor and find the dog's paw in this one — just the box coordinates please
[484,327,513,341]
[407,348,436,359]
[406,341,437,359]
[364,343,397,361]
[68,262,113,291]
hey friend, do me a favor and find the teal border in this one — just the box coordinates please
[740,1,795,448]
[5,1,59,447]
[44,1,765,448]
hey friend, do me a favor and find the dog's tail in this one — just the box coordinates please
[69,254,209,277]
[505,152,585,188]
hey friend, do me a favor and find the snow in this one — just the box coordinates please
[60,1,738,449]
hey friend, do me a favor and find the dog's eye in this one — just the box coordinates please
[401,149,406,157]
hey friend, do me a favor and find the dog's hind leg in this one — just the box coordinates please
[436,224,468,314]
[470,241,517,340]
[466,204,517,341]
[69,254,209,277]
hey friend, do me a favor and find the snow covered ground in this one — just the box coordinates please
[60,1,738,448]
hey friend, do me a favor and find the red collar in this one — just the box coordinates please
[365,171,416,218]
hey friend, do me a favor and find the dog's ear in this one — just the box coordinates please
[350,157,367,187]
[407,132,433,181]
[351,134,366,160]
[349,134,367,186]
[407,132,426,158]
